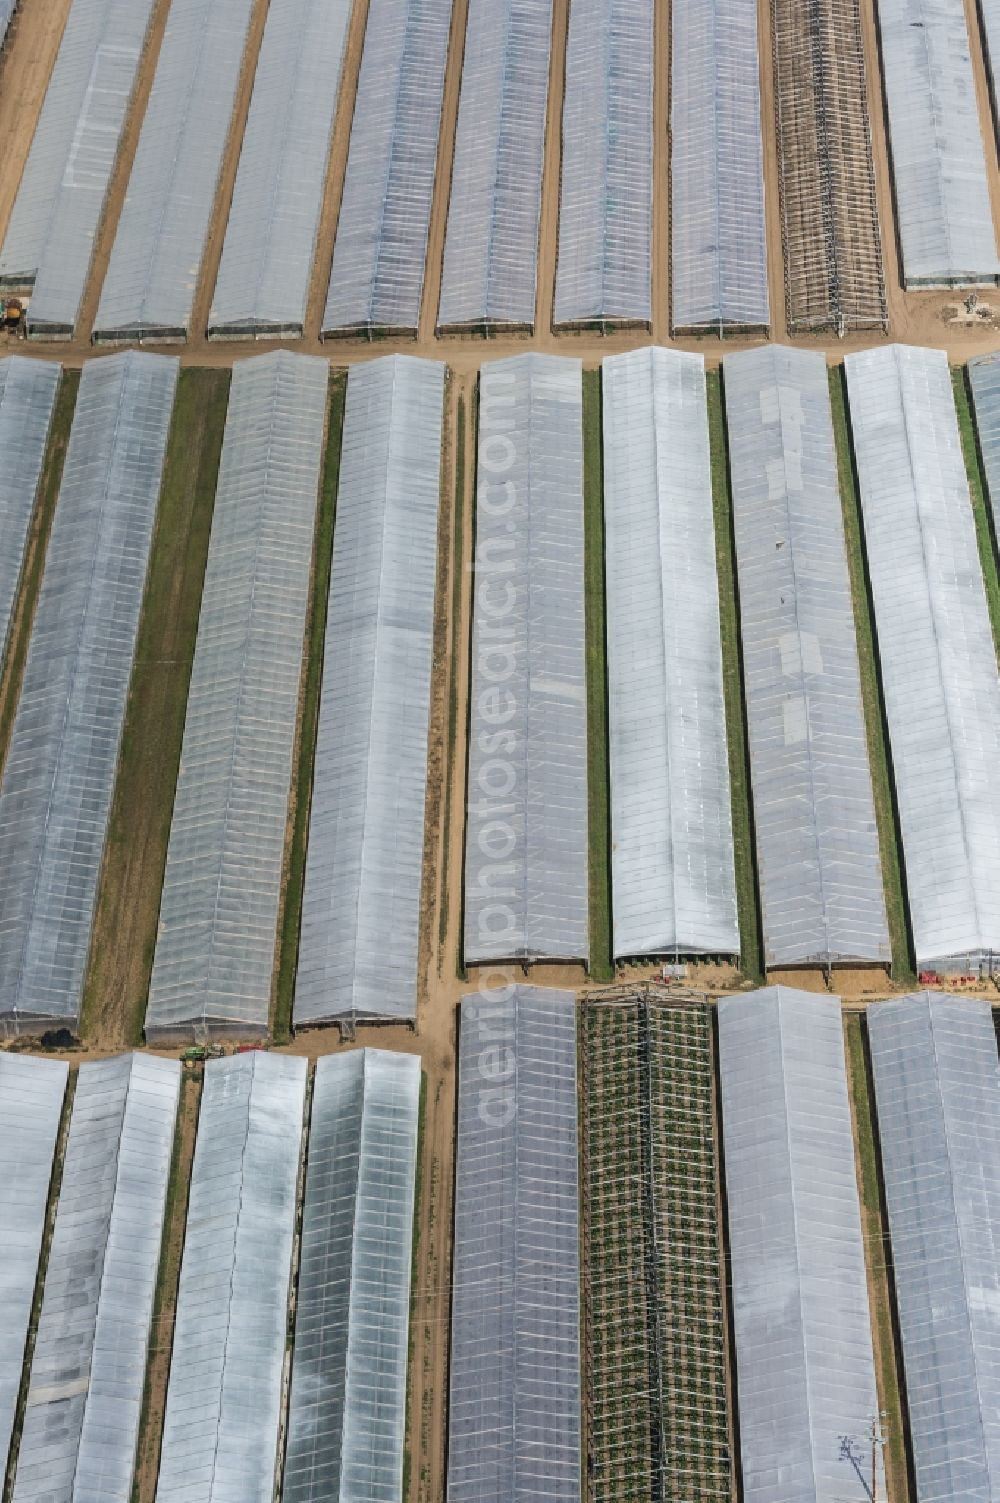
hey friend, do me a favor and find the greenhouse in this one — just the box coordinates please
[145,352,328,1043]
[723,345,890,969]
[0,0,158,335]
[601,347,737,958]
[969,351,1000,535]
[449,986,580,1503]
[464,355,589,965]
[868,993,1000,1501]
[0,358,59,668]
[438,0,554,331]
[670,0,769,333]
[845,344,1000,970]
[877,0,1000,286]
[284,1050,420,1503]
[0,352,177,1034]
[11,1054,179,1503]
[554,0,653,328]
[209,0,353,338]
[94,0,256,343]
[294,357,444,1027]
[718,988,881,1503]
[323,0,451,335]
[156,1053,307,1503]
[0,1055,67,1480]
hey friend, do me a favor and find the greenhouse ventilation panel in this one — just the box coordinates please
[554,0,653,328]
[464,355,589,966]
[718,988,882,1503]
[284,1050,420,1503]
[969,351,1000,538]
[294,357,443,1028]
[322,0,451,335]
[93,0,257,343]
[723,345,890,969]
[11,1054,179,1503]
[845,344,1000,971]
[670,0,769,333]
[209,0,353,338]
[449,987,580,1503]
[0,358,59,669]
[868,993,1000,1502]
[0,352,177,1035]
[438,0,554,331]
[601,347,737,958]
[0,0,159,336]
[145,351,328,1043]
[0,1055,67,1481]
[155,1053,307,1503]
[877,0,1000,286]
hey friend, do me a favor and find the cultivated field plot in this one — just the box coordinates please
[581,994,732,1502]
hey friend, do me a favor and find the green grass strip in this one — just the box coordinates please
[582,369,613,981]
[951,366,1000,662]
[706,370,762,981]
[829,367,914,984]
[272,370,347,1042]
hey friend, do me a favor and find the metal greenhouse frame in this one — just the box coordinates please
[968,351,1000,538]
[723,345,890,970]
[670,0,769,335]
[0,1055,67,1481]
[322,0,451,336]
[437,0,554,332]
[876,0,1000,287]
[93,0,257,344]
[155,1052,307,1503]
[845,343,1000,971]
[294,356,444,1029]
[0,358,60,670]
[208,0,353,339]
[554,0,653,329]
[449,986,580,1503]
[718,988,883,1503]
[11,1053,179,1503]
[464,355,589,966]
[0,351,177,1035]
[145,351,328,1044]
[0,0,159,336]
[868,992,1000,1502]
[284,1049,421,1503]
[601,347,737,959]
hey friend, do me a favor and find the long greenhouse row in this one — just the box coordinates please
[8,0,1000,341]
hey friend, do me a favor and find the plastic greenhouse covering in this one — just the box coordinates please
[0,1055,67,1481]
[322,0,451,335]
[0,0,159,335]
[0,358,59,669]
[969,351,1000,537]
[284,1050,420,1503]
[464,356,589,965]
[209,0,353,338]
[93,0,257,343]
[11,1053,179,1503]
[145,352,327,1043]
[845,344,1000,970]
[294,357,443,1028]
[601,348,737,958]
[0,1,13,47]
[438,0,554,330]
[670,0,769,333]
[554,0,653,327]
[723,346,889,969]
[450,987,580,1503]
[868,992,1000,1502]
[155,1053,307,1503]
[877,0,1000,286]
[0,351,177,1034]
[718,988,882,1503]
